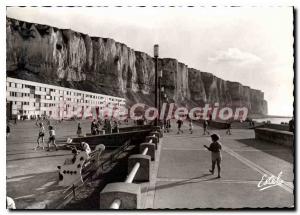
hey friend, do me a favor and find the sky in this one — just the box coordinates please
[6,6,294,116]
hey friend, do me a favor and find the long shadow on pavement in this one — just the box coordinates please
[235,138,293,164]
[146,173,219,192]
[7,153,71,162]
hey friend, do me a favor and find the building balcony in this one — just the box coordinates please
[7,97,29,102]
[40,98,59,104]
[22,105,35,111]
[35,90,47,96]
[7,87,30,93]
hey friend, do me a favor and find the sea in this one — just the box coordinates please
[252,117,292,125]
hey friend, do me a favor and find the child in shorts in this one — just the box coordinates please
[47,126,57,151]
[204,133,222,178]
[35,122,45,150]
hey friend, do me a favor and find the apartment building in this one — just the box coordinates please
[6,77,126,120]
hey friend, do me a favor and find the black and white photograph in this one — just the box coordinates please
[5,5,294,210]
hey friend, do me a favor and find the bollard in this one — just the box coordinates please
[149,131,160,139]
[99,130,106,135]
[100,182,141,209]
[128,154,151,182]
[153,126,161,131]
[139,143,155,161]
[153,126,163,138]
[145,136,158,149]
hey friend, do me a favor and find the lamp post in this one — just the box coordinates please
[154,44,159,126]
[160,86,165,123]
[158,70,163,124]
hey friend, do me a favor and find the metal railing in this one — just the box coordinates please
[109,135,155,209]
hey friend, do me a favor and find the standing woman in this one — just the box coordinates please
[35,122,45,150]
[47,126,58,151]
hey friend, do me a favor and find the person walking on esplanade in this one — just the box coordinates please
[176,118,183,134]
[189,119,193,134]
[107,119,112,134]
[289,117,294,133]
[204,133,222,178]
[6,124,11,139]
[91,119,97,135]
[77,122,82,137]
[96,120,102,134]
[112,120,119,133]
[167,119,171,132]
[203,119,210,135]
[35,122,45,150]
[226,120,232,135]
[47,125,57,151]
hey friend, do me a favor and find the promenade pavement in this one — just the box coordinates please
[6,119,294,209]
[141,121,294,209]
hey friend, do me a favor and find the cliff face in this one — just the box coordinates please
[6,17,268,115]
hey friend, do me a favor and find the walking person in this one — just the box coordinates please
[104,119,112,134]
[289,117,294,133]
[91,119,97,135]
[167,119,171,132]
[6,124,11,138]
[47,126,57,151]
[189,119,193,134]
[163,119,167,133]
[176,118,183,134]
[96,120,102,134]
[112,120,119,133]
[35,122,45,150]
[203,119,210,135]
[226,120,232,135]
[204,133,222,178]
[77,122,82,137]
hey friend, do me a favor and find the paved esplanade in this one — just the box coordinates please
[141,121,294,209]
[6,120,294,209]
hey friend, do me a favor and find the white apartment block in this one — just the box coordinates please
[6,77,126,120]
